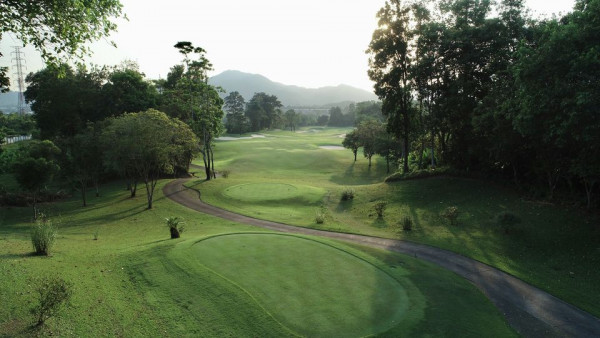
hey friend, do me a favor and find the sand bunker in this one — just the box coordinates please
[319,146,345,150]
[217,134,266,141]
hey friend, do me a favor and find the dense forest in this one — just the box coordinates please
[357,0,599,208]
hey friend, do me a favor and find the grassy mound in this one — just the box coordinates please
[223,183,300,201]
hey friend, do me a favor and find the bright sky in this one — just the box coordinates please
[0,0,576,93]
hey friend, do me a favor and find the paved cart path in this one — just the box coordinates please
[164,178,600,337]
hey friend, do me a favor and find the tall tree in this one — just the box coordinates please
[368,0,415,173]
[102,109,197,209]
[245,93,282,131]
[284,109,298,132]
[11,140,61,217]
[25,64,106,140]
[356,120,387,167]
[102,67,158,116]
[172,41,224,180]
[66,123,104,207]
[342,130,361,162]
[223,91,248,134]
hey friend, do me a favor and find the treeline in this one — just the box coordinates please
[0,42,225,213]
[224,94,384,133]
[359,0,599,208]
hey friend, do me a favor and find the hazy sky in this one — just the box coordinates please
[1,0,576,92]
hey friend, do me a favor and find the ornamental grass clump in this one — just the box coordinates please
[441,206,460,226]
[340,188,355,201]
[495,211,521,234]
[166,217,185,239]
[374,201,388,218]
[315,208,326,224]
[399,216,413,232]
[31,214,57,256]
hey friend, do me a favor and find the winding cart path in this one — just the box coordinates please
[164,178,600,337]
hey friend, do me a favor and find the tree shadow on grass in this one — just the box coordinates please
[372,217,389,229]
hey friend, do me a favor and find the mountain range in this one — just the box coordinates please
[208,70,377,107]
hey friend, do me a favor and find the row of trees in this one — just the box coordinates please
[224,94,384,133]
[1,41,227,214]
[367,0,600,207]
[5,110,196,214]
[24,42,224,183]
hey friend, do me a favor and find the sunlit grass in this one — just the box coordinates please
[198,126,600,317]
[0,175,515,336]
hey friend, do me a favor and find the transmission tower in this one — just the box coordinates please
[11,46,27,115]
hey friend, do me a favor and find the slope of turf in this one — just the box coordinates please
[194,127,600,317]
[192,233,410,337]
[0,178,516,336]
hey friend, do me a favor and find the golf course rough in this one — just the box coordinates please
[223,183,324,203]
[191,233,417,337]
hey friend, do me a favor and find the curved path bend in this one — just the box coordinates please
[164,178,600,338]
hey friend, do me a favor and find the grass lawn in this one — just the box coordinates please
[193,127,600,317]
[0,176,515,336]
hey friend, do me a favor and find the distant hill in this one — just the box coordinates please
[208,70,377,107]
[0,91,30,114]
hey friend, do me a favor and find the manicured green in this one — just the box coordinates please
[194,127,600,317]
[192,233,409,337]
[0,176,515,336]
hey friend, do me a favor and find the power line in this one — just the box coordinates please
[11,46,27,115]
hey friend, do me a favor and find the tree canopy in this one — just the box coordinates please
[0,0,124,90]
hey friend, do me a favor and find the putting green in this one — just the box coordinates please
[192,234,412,337]
[223,182,315,202]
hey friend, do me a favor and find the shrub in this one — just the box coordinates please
[220,170,230,178]
[340,188,355,201]
[31,276,73,326]
[315,208,326,224]
[31,214,57,256]
[166,217,185,239]
[441,206,460,226]
[399,216,413,231]
[374,201,388,218]
[93,229,99,241]
[495,211,521,234]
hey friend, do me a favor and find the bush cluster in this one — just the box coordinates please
[399,216,413,231]
[166,217,185,239]
[31,276,73,326]
[340,188,355,201]
[495,211,521,234]
[315,208,326,224]
[441,206,460,226]
[374,201,388,218]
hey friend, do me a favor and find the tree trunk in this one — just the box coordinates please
[32,191,38,219]
[368,155,372,167]
[81,182,87,207]
[353,150,357,162]
[210,144,216,179]
[170,227,180,239]
[130,181,137,198]
[547,170,560,200]
[584,178,596,209]
[431,129,436,169]
[402,136,409,173]
[94,178,99,197]
[386,155,390,174]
